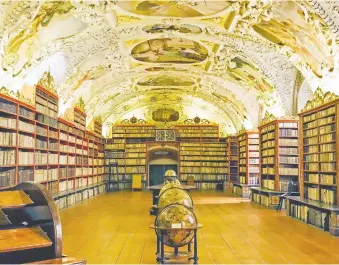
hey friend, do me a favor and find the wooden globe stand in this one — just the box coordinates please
[150,224,202,264]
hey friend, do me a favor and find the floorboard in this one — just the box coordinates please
[60,191,339,264]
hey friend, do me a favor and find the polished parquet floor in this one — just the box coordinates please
[60,191,339,264]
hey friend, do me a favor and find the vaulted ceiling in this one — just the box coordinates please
[0,0,338,136]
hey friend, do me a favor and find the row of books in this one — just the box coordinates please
[36,138,47,149]
[279,167,298,175]
[178,133,218,138]
[262,179,275,190]
[319,124,335,135]
[318,115,335,126]
[181,142,225,147]
[262,167,275,174]
[0,117,16,128]
[105,144,125,150]
[279,139,298,146]
[18,120,35,133]
[18,151,34,165]
[180,151,226,156]
[19,134,34,148]
[181,161,227,167]
[125,148,146,153]
[279,122,298,128]
[262,149,275,157]
[0,98,17,114]
[0,132,16,146]
[180,167,227,174]
[262,140,275,149]
[304,134,336,145]
[248,175,259,185]
[304,162,336,171]
[279,129,298,137]
[305,173,336,185]
[35,152,47,164]
[18,168,34,183]
[0,168,15,187]
[280,156,298,164]
[303,120,317,129]
[262,157,274,164]
[304,145,318,154]
[36,125,47,136]
[262,132,275,141]
[280,147,298,155]
[125,153,145,158]
[261,124,275,132]
[179,174,225,181]
[248,139,259,145]
[0,149,15,165]
[125,159,146,165]
[180,155,225,161]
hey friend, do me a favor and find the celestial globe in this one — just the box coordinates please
[158,187,193,211]
[155,204,197,247]
[159,182,182,197]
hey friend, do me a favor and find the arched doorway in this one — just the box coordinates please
[146,142,179,186]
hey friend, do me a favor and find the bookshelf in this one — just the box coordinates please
[0,83,105,210]
[286,88,339,235]
[250,118,300,207]
[179,141,227,190]
[225,136,239,186]
[175,125,219,140]
[104,125,154,189]
[233,131,259,198]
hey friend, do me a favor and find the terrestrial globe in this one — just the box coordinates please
[155,203,197,247]
[158,187,193,211]
[163,169,180,185]
[159,182,182,197]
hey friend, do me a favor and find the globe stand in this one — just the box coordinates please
[151,225,202,264]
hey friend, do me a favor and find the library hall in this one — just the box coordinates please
[1,0,339,264]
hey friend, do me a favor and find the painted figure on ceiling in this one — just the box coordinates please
[227,56,274,92]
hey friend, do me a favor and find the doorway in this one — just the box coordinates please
[149,164,178,186]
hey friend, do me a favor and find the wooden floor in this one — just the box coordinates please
[60,191,339,264]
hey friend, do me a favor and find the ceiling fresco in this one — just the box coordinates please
[117,1,231,17]
[137,75,195,86]
[0,0,338,136]
[131,38,208,64]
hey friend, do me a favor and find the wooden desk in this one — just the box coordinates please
[147,184,195,205]
[0,190,33,208]
[0,227,52,253]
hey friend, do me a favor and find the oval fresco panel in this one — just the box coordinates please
[118,1,230,17]
[131,38,208,64]
[137,75,195,86]
[143,24,202,34]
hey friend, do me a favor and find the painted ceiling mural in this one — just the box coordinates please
[0,0,338,136]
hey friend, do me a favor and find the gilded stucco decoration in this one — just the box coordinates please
[0,0,338,136]
[301,87,339,112]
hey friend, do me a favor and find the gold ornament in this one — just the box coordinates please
[302,87,339,112]
[75,96,85,112]
[37,71,57,95]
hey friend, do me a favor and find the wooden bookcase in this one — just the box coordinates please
[233,131,259,197]
[251,119,299,207]
[225,136,239,185]
[286,89,339,235]
[104,124,155,189]
[0,86,105,210]
[179,141,227,190]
